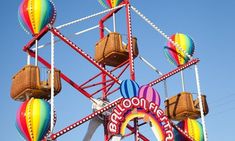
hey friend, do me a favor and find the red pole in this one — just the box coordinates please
[99,19,107,99]
[125,0,139,140]
[125,1,135,81]
[99,19,109,141]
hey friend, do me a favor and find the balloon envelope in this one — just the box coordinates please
[174,118,204,141]
[16,98,51,141]
[18,0,56,35]
[138,85,161,106]
[98,0,124,8]
[164,33,195,66]
[120,79,139,98]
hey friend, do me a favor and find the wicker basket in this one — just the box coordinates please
[164,92,208,121]
[193,95,209,116]
[94,32,138,67]
[10,65,62,101]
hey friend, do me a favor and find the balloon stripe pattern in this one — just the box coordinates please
[120,79,139,98]
[16,101,31,141]
[138,85,161,106]
[98,0,124,8]
[174,118,204,141]
[164,33,195,66]
[18,0,56,35]
[16,98,51,141]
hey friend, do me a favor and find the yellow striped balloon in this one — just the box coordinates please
[18,0,56,35]
[16,98,51,141]
[164,33,195,66]
[174,118,204,141]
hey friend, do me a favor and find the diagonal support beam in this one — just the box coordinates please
[50,27,121,84]
[23,26,50,51]
[27,50,92,98]
[50,98,122,140]
[169,120,194,141]
[148,59,199,86]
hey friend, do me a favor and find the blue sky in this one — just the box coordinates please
[1,0,235,140]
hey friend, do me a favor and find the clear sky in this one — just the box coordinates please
[1,0,235,141]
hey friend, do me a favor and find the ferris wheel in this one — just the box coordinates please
[11,0,209,141]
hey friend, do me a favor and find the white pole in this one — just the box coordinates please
[36,25,100,50]
[163,80,168,100]
[35,40,38,66]
[50,32,55,133]
[130,6,192,60]
[27,54,30,65]
[138,56,168,99]
[180,71,185,92]
[113,13,116,32]
[194,64,207,141]
[139,56,163,75]
[56,4,125,29]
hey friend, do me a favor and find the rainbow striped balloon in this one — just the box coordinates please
[18,0,56,35]
[164,33,195,66]
[120,79,139,98]
[138,85,161,106]
[174,118,204,141]
[98,0,124,8]
[16,98,51,141]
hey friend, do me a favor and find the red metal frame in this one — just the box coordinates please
[50,27,121,84]
[125,1,135,81]
[21,1,197,140]
[124,1,139,140]
[98,4,134,140]
[170,121,195,141]
[27,50,92,99]
[50,98,122,140]
[25,37,197,141]
[23,25,50,51]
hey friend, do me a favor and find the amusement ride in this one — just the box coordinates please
[11,0,209,141]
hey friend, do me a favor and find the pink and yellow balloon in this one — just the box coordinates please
[164,33,195,66]
[98,0,124,8]
[16,98,51,141]
[18,0,56,35]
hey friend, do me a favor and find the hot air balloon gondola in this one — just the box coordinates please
[94,32,139,67]
[10,65,61,101]
[164,92,209,121]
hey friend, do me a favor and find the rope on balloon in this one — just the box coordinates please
[56,4,126,29]
[130,5,193,60]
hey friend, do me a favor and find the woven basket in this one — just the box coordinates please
[94,32,138,67]
[10,65,62,101]
[164,92,208,120]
